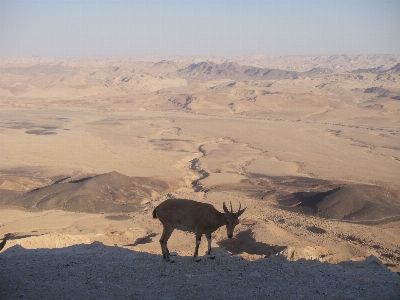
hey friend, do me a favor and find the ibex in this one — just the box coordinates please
[153,199,246,262]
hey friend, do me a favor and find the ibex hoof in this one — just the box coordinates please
[194,256,201,262]
[208,254,215,259]
[163,256,175,263]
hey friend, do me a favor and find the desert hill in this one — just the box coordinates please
[0,172,174,213]
[276,184,400,224]
[2,171,399,226]
[303,67,334,75]
[387,62,400,74]
[230,53,400,72]
[152,60,182,73]
[178,61,299,80]
[206,174,400,224]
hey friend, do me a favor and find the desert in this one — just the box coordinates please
[1,54,400,299]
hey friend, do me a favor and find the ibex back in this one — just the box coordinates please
[153,198,246,262]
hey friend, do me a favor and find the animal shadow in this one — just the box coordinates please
[218,229,286,257]
[124,233,158,247]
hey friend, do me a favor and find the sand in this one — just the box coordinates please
[1,54,400,299]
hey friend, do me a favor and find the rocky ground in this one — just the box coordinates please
[1,242,399,300]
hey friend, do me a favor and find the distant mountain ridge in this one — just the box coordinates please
[351,62,400,74]
[178,61,299,80]
[388,62,400,74]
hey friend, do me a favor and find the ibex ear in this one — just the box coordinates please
[236,207,247,217]
[223,202,230,216]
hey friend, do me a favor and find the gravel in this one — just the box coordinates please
[1,242,399,300]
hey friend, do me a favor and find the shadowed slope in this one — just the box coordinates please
[209,175,400,224]
[0,172,173,213]
[1,242,399,299]
[277,184,400,223]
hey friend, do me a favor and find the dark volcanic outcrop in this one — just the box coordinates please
[352,62,400,74]
[303,68,334,75]
[178,61,299,80]
[152,60,180,72]
[276,184,400,224]
[0,172,172,213]
[363,86,391,97]
[209,174,400,224]
[387,62,400,74]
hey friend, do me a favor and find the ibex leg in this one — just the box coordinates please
[193,232,202,262]
[205,233,215,259]
[160,226,174,261]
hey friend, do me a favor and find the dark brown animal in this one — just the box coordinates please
[153,199,246,262]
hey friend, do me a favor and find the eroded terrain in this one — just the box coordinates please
[1,55,400,280]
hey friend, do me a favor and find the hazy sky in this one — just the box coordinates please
[1,0,399,58]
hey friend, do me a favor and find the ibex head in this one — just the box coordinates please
[223,202,246,239]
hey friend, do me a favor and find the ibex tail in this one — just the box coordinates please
[152,208,157,219]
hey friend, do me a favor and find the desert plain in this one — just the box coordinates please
[1,54,400,299]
